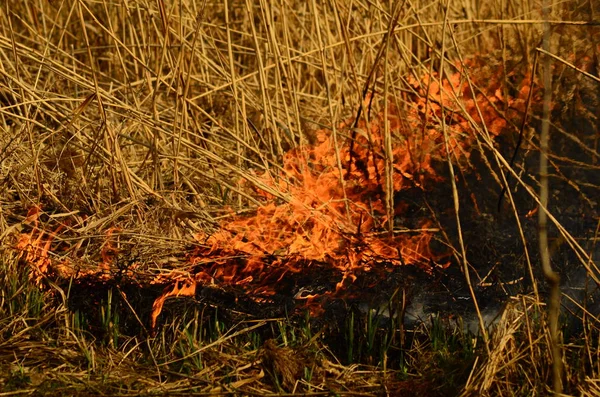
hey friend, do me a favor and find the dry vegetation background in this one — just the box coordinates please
[1,0,599,395]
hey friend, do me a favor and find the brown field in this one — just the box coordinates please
[1,0,599,395]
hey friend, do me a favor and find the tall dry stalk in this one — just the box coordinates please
[539,0,562,394]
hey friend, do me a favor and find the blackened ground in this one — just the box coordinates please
[62,92,599,368]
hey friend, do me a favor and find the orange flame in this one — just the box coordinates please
[149,62,535,326]
[12,59,533,330]
[15,206,69,283]
[151,278,196,331]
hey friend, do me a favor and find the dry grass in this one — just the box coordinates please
[1,0,599,395]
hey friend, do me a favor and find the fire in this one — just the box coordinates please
[13,58,531,329]
[151,279,196,330]
[15,206,69,283]
[183,62,533,291]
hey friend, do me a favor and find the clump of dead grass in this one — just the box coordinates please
[462,293,600,396]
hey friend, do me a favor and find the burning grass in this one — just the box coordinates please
[2,0,600,395]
